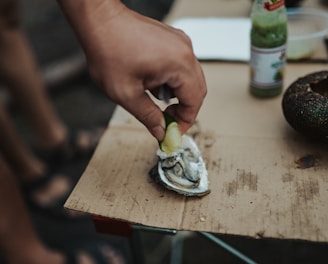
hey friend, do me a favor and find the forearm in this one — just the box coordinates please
[57,0,123,21]
[57,0,125,50]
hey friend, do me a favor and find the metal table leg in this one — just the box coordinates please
[199,232,258,264]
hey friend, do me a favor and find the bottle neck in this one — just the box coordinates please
[252,0,285,12]
[251,0,287,25]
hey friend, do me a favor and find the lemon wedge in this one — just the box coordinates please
[160,114,182,154]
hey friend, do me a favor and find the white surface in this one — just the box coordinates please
[171,17,251,61]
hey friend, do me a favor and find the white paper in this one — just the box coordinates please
[171,17,251,61]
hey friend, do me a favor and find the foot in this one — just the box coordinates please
[35,127,105,165]
[20,165,87,220]
[75,242,126,264]
[57,239,126,264]
[9,240,125,264]
[25,172,70,208]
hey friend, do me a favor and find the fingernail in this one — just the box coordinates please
[151,125,165,141]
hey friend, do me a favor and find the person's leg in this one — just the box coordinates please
[0,101,70,205]
[0,0,104,161]
[0,27,104,158]
[0,155,123,264]
[0,154,65,264]
[0,1,67,150]
[0,2,123,263]
[0,0,101,213]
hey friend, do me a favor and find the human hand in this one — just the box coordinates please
[58,0,207,141]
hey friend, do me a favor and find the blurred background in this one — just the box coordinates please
[1,0,328,263]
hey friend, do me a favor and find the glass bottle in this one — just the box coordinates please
[249,0,288,98]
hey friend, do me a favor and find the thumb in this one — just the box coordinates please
[123,93,166,141]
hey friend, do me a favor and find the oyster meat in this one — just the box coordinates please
[150,135,210,196]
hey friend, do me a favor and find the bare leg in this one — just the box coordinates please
[0,154,65,264]
[0,1,105,161]
[0,3,121,263]
[0,15,67,150]
[0,99,44,181]
[0,155,106,264]
[0,25,103,156]
[0,0,102,205]
[0,101,71,205]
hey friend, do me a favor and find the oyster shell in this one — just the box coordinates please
[150,135,210,196]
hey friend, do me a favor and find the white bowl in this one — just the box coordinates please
[287,8,328,60]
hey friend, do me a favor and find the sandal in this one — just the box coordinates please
[34,127,105,167]
[60,239,126,264]
[20,169,89,221]
[63,250,79,264]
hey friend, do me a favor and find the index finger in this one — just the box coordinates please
[166,61,207,134]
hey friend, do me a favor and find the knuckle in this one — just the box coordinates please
[139,107,158,124]
[175,28,193,46]
[201,84,208,98]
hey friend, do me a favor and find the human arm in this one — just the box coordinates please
[57,0,207,141]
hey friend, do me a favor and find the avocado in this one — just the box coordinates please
[282,71,328,140]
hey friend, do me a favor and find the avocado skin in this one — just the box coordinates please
[282,71,328,140]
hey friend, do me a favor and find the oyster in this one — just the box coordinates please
[150,135,210,196]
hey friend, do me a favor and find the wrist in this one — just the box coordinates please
[57,0,123,17]
[57,0,125,40]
